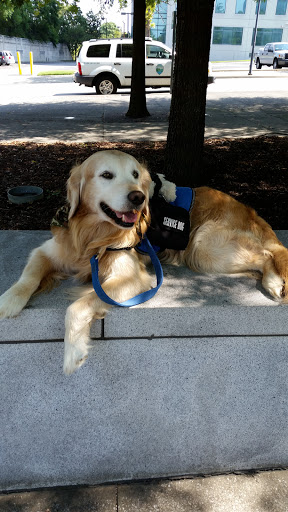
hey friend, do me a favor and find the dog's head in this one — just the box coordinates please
[67,150,151,231]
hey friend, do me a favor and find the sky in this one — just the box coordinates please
[77,0,134,30]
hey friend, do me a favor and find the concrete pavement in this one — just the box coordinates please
[1,63,288,511]
[1,470,288,511]
[0,63,288,142]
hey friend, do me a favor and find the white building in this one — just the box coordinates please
[152,0,288,61]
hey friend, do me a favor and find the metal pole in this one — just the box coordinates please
[17,51,22,75]
[170,10,176,93]
[248,0,261,75]
[29,51,33,75]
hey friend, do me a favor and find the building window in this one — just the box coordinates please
[235,0,246,13]
[276,0,287,14]
[215,0,226,13]
[252,28,283,46]
[255,0,267,14]
[213,27,243,45]
[150,2,167,43]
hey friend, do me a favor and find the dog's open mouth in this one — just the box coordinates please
[100,202,139,228]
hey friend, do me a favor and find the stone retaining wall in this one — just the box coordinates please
[0,34,72,62]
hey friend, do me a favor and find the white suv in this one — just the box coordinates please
[74,38,172,94]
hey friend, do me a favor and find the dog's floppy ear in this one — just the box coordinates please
[67,164,85,219]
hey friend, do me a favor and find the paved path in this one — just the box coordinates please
[1,469,288,511]
[1,62,288,511]
[0,65,288,142]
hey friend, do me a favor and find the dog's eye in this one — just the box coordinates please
[132,170,139,179]
[101,171,114,180]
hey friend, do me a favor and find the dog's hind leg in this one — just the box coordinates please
[261,243,288,302]
[185,223,271,275]
[0,239,58,318]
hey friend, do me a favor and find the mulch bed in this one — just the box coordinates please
[0,136,287,230]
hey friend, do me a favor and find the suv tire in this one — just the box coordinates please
[273,58,282,69]
[256,58,262,69]
[95,75,118,95]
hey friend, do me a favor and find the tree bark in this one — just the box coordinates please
[126,0,150,118]
[165,0,215,186]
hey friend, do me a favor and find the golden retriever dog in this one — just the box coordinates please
[0,149,287,375]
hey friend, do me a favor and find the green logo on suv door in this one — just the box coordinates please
[156,64,164,75]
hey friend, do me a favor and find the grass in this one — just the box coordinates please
[37,70,74,76]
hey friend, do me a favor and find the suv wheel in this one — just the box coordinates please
[95,75,117,95]
[256,58,262,69]
[273,58,281,69]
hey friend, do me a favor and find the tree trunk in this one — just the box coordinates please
[165,0,215,186]
[126,0,150,118]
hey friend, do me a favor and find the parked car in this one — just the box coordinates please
[75,38,215,94]
[0,50,15,65]
[74,38,173,94]
[254,42,288,69]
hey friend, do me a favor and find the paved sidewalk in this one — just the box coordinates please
[0,66,288,142]
[1,64,288,511]
[1,470,288,511]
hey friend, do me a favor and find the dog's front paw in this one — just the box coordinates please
[0,289,27,318]
[63,342,89,376]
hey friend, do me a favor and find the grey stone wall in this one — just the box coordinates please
[0,34,72,63]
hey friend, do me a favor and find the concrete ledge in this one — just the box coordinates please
[1,231,288,491]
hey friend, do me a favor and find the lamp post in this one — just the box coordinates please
[121,12,133,37]
[248,0,261,75]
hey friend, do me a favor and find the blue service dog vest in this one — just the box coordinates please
[137,175,195,255]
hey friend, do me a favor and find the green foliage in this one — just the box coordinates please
[85,10,103,38]
[0,0,64,45]
[59,8,90,58]
[0,0,104,56]
[0,0,78,20]
[99,21,121,39]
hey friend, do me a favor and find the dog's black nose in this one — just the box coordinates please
[128,191,145,206]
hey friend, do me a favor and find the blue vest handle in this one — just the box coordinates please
[90,237,163,307]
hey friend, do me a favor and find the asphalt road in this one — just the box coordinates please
[0,61,288,142]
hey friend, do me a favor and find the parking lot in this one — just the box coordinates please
[0,61,288,141]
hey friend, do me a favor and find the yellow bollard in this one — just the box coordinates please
[17,51,22,75]
[29,51,33,75]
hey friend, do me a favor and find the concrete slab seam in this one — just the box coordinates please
[1,331,288,345]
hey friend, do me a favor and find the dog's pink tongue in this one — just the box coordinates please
[115,211,138,223]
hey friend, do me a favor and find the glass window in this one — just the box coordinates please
[274,42,288,50]
[256,0,267,14]
[212,27,243,45]
[146,44,171,59]
[276,0,287,14]
[116,44,133,58]
[235,0,246,13]
[150,3,167,43]
[252,28,283,46]
[86,44,110,58]
[215,0,226,13]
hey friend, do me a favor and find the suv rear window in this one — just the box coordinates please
[87,44,111,58]
[116,44,133,58]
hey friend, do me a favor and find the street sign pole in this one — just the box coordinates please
[248,0,261,75]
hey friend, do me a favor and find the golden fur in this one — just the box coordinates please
[0,150,287,375]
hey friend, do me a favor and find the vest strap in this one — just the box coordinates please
[90,237,163,307]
